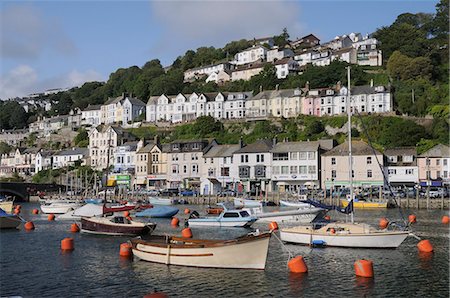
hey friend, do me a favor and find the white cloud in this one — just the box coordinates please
[0,66,103,100]
[0,5,77,59]
[150,0,304,63]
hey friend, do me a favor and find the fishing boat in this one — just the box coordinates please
[188,203,257,228]
[135,206,179,218]
[234,198,262,208]
[80,216,156,236]
[341,198,387,209]
[0,208,23,229]
[40,199,83,214]
[149,197,173,205]
[279,67,410,249]
[245,205,325,223]
[131,231,271,269]
[0,195,14,213]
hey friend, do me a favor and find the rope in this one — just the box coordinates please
[271,231,294,261]
[353,109,408,228]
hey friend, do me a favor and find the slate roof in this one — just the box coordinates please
[322,140,382,156]
[384,147,417,157]
[271,141,320,153]
[137,142,156,154]
[234,139,274,154]
[351,85,390,95]
[419,144,450,157]
[204,144,241,158]
[252,88,302,100]
[82,104,102,111]
[54,148,88,156]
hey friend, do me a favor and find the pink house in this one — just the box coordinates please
[302,96,321,116]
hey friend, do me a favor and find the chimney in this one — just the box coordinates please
[305,81,310,91]
[259,85,263,93]
[336,81,341,91]
[154,135,159,144]
[370,79,374,87]
[272,137,277,146]
[275,84,279,91]
[239,137,244,148]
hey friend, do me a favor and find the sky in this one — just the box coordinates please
[0,0,438,100]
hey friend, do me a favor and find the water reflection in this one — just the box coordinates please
[354,276,375,297]
[288,272,309,296]
[418,251,434,270]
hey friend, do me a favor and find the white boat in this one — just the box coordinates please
[40,199,83,214]
[131,231,271,269]
[234,198,262,208]
[246,206,324,223]
[0,196,15,213]
[0,208,23,229]
[57,203,105,220]
[280,222,409,248]
[279,200,313,208]
[188,203,257,228]
[279,67,410,249]
[149,197,173,205]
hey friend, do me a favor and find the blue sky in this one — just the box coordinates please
[0,0,438,99]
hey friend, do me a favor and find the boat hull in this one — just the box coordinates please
[188,218,256,228]
[0,201,14,213]
[132,233,271,269]
[149,198,173,205]
[41,203,82,214]
[341,200,387,209]
[0,216,22,229]
[280,228,409,248]
[234,198,262,208]
[252,208,323,223]
[80,218,155,236]
[279,200,314,208]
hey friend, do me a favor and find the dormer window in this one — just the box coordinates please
[172,144,180,151]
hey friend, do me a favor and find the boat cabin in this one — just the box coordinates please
[223,210,251,218]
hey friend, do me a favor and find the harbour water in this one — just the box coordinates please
[1,203,448,297]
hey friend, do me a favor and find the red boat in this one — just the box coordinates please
[81,216,156,236]
[103,204,135,213]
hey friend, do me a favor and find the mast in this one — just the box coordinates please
[346,66,354,223]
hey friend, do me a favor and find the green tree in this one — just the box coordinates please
[74,128,88,147]
[0,142,12,154]
[0,101,27,129]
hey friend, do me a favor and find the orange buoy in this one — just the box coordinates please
[48,214,55,221]
[324,215,331,221]
[329,228,336,234]
[15,205,21,210]
[288,256,308,273]
[171,217,179,226]
[61,237,74,251]
[379,218,389,229]
[32,209,39,215]
[408,214,416,224]
[14,209,20,215]
[24,221,35,230]
[184,208,190,214]
[417,239,433,253]
[126,216,132,221]
[143,292,169,298]
[354,259,374,278]
[442,216,449,224]
[123,211,130,217]
[269,221,278,231]
[119,242,132,258]
[70,223,80,233]
[182,227,193,238]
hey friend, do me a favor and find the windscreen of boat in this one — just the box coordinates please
[239,211,250,217]
[223,212,239,218]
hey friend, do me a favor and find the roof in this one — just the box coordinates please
[119,141,139,151]
[104,95,123,105]
[127,97,146,106]
[233,62,266,72]
[252,88,302,100]
[271,141,320,153]
[419,144,450,158]
[322,140,382,156]
[235,139,274,154]
[54,147,88,156]
[38,150,56,158]
[137,142,156,154]
[273,57,295,65]
[204,144,241,158]
[384,147,417,156]
[147,96,160,105]
[82,104,102,111]
[351,85,390,95]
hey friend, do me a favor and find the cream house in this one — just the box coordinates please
[417,144,450,187]
[321,140,384,190]
[231,63,265,81]
[101,93,145,125]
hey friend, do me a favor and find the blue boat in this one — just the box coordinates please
[135,206,179,218]
[84,198,104,204]
[0,208,24,229]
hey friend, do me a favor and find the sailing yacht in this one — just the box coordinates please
[279,67,410,248]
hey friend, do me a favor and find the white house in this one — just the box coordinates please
[100,93,145,125]
[232,45,268,66]
[81,104,102,126]
[384,147,418,187]
[52,147,88,169]
[200,143,242,195]
[267,48,294,63]
[113,140,143,174]
[356,44,383,66]
[274,58,300,79]
[222,92,253,119]
[184,63,233,82]
[205,70,231,85]
[35,150,54,173]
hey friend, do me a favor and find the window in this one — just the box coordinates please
[367,157,372,164]
[426,159,430,165]
[239,211,250,217]
[273,166,280,175]
[241,155,244,163]
[367,170,372,178]
[239,166,250,178]
[352,170,354,178]
[444,159,448,166]
[172,165,178,174]
[223,212,239,218]
[437,171,441,178]
[444,171,448,178]
[273,153,288,161]
[255,165,266,177]
[309,166,316,174]
[332,170,336,178]
[290,152,297,160]
[281,166,289,174]
[260,154,264,162]
[436,159,440,166]
[183,165,187,173]
[426,171,430,179]
[245,155,249,162]
[290,166,298,174]
[299,166,307,174]
[221,167,230,176]
[299,152,307,160]
[331,158,336,165]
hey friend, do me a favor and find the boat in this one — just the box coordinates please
[206,206,224,215]
[341,198,387,209]
[279,200,314,208]
[188,203,257,228]
[234,198,262,208]
[80,216,156,236]
[279,67,410,249]
[57,203,105,220]
[40,199,83,214]
[135,206,179,218]
[103,203,135,213]
[0,195,14,213]
[0,208,23,229]
[131,231,271,269]
[149,197,173,205]
[84,198,104,204]
[245,206,325,223]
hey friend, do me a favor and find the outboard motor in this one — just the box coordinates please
[189,211,200,219]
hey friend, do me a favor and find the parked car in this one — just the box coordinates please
[159,188,179,197]
[98,189,115,196]
[180,189,198,196]
[218,189,236,197]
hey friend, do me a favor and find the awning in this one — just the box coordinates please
[207,178,220,183]
[420,181,442,187]
[276,182,288,186]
